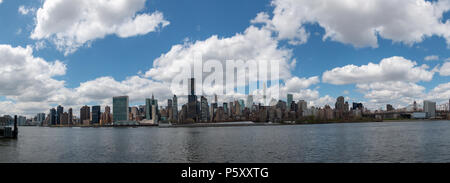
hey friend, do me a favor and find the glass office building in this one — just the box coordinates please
[113,96,129,122]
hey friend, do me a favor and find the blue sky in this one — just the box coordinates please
[0,0,449,116]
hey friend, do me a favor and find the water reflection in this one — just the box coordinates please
[1,121,450,163]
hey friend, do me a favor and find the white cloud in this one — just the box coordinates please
[18,5,36,15]
[30,0,170,55]
[357,81,426,105]
[322,56,434,85]
[440,62,450,76]
[0,45,66,102]
[145,26,295,84]
[427,82,450,102]
[284,76,320,92]
[0,0,3,4]
[424,55,440,61]
[253,0,450,47]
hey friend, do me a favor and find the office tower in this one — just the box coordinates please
[413,101,418,111]
[386,104,394,111]
[172,95,178,122]
[80,105,90,124]
[56,105,63,125]
[101,106,112,125]
[223,103,228,115]
[61,112,69,125]
[50,108,56,125]
[189,78,195,96]
[423,100,436,118]
[113,96,129,122]
[146,95,158,120]
[92,106,101,124]
[239,99,245,113]
[130,106,139,120]
[200,96,209,122]
[287,94,293,108]
[36,113,46,124]
[298,100,307,111]
[352,103,364,110]
[68,108,73,125]
[335,96,345,110]
[187,78,199,122]
[246,95,253,110]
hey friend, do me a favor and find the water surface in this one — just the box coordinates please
[1,121,450,163]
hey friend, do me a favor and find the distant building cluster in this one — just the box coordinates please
[4,78,450,127]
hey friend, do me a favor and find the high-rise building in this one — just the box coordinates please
[423,100,436,118]
[187,78,199,122]
[172,95,178,122]
[50,108,56,125]
[246,95,253,110]
[352,103,364,110]
[80,105,90,124]
[287,94,293,109]
[200,96,209,122]
[113,96,129,122]
[68,108,73,125]
[36,113,46,124]
[386,104,394,111]
[146,95,158,120]
[92,106,101,124]
[56,105,63,125]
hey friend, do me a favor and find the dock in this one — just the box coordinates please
[0,115,18,139]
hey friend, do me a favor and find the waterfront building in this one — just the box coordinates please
[187,78,199,122]
[80,105,91,125]
[56,105,63,125]
[352,103,364,110]
[423,100,436,118]
[386,104,394,111]
[200,96,209,122]
[61,112,69,125]
[92,106,101,124]
[50,108,57,125]
[113,96,129,122]
[100,106,112,125]
[172,95,178,123]
[287,94,293,109]
[68,108,73,125]
[36,113,46,124]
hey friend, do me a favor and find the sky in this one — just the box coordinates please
[0,0,450,117]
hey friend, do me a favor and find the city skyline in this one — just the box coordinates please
[0,0,450,118]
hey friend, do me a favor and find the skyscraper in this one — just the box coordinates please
[287,94,293,108]
[56,105,63,125]
[92,106,101,124]
[68,108,73,125]
[113,96,129,122]
[172,95,178,122]
[200,96,209,122]
[146,95,158,120]
[80,105,90,124]
[49,108,56,125]
[246,95,253,109]
[424,100,436,118]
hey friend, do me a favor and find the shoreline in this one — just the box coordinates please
[17,119,450,129]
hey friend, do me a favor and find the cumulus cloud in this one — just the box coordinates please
[322,56,434,85]
[427,82,450,102]
[30,0,170,55]
[440,62,450,76]
[357,81,426,105]
[252,0,450,47]
[145,26,295,87]
[0,45,66,102]
[425,55,440,61]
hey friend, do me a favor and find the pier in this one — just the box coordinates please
[0,115,18,139]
